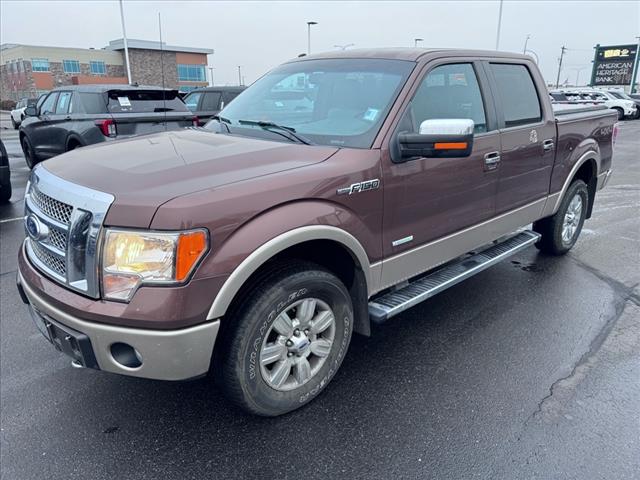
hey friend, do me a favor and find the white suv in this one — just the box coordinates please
[562,89,637,120]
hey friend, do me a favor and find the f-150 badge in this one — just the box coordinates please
[337,179,381,195]
[529,129,538,143]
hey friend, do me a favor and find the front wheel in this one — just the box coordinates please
[534,179,588,255]
[21,136,38,169]
[219,262,353,416]
[613,107,624,121]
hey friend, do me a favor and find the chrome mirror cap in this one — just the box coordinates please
[419,118,475,136]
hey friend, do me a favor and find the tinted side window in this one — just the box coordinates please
[55,92,72,114]
[411,63,487,134]
[490,63,541,127]
[78,93,108,114]
[201,92,222,110]
[221,91,239,107]
[40,93,58,115]
[184,91,202,111]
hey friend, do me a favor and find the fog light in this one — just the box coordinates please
[110,342,142,368]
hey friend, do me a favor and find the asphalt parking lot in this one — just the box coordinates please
[1,113,639,479]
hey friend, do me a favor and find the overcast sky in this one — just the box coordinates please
[1,0,638,86]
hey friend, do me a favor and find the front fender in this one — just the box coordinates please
[198,200,379,320]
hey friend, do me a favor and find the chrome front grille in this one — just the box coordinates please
[48,228,67,251]
[30,186,73,224]
[31,240,67,277]
[24,166,114,298]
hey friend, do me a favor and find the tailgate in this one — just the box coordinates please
[111,112,195,136]
[105,88,195,136]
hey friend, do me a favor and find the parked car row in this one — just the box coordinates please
[10,96,44,129]
[549,88,638,120]
[15,84,246,170]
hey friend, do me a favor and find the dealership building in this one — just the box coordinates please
[0,38,213,101]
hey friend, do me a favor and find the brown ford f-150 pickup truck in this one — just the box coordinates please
[17,49,617,416]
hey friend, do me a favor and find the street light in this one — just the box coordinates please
[307,21,318,54]
[523,34,531,54]
[495,0,504,50]
[414,38,424,48]
[334,43,355,50]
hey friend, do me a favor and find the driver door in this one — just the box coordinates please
[381,61,500,283]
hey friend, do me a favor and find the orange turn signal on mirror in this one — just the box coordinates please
[175,231,208,282]
[434,142,468,150]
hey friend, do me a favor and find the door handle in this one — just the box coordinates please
[543,139,554,151]
[484,151,501,170]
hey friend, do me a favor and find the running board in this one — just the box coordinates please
[368,230,541,323]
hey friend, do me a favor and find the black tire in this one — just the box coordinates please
[21,136,38,169]
[533,179,588,255]
[613,107,624,121]
[11,118,18,130]
[219,261,354,416]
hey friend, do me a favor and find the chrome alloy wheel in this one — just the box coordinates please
[259,298,336,391]
[562,193,583,245]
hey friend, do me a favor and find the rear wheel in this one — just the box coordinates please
[11,118,18,129]
[21,136,38,169]
[219,261,353,416]
[534,179,588,255]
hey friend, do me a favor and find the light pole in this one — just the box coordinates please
[238,66,242,86]
[523,34,531,54]
[495,0,504,50]
[307,21,318,54]
[414,38,424,48]
[570,66,587,86]
[118,0,132,83]
[555,45,567,89]
[334,43,355,50]
[629,36,640,94]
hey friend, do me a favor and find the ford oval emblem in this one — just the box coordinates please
[25,214,49,241]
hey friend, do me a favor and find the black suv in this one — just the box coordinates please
[0,139,10,203]
[182,86,245,122]
[19,85,198,168]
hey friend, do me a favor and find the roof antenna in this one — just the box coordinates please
[158,12,167,130]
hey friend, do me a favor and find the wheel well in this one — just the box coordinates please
[572,158,597,218]
[66,138,82,150]
[224,239,371,337]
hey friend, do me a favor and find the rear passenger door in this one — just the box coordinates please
[199,91,222,120]
[47,91,74,154]
[485,62,555,214]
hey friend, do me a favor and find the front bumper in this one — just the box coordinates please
[624,106,637,117]
[17,267,220,382]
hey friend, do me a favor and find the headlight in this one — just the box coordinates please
[101,229,208,301]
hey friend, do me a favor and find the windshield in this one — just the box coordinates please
[213,58,414,148]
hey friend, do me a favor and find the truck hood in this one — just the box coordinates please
[42,129,339,228]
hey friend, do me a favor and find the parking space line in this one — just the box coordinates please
[0,216,24,224]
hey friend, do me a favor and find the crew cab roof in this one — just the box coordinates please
[286,48,533,63]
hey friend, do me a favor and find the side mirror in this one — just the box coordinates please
[24,105,38,117]
[397,119,474,161]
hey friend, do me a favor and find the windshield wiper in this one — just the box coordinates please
[237,120,313,145]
